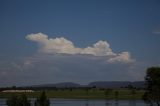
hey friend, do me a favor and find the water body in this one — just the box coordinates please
[0,98,149,106]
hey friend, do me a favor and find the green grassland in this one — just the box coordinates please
[0,88,144,100]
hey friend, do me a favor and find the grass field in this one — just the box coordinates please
[0,88,145,100]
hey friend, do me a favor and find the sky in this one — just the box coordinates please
[0,0,160,87]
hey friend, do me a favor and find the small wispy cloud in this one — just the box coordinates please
[26,33,134,63]
[153,31,160,34]
[152,27,160,34]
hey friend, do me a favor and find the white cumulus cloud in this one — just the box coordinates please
[26,33,133,63]
[107,52,133,63]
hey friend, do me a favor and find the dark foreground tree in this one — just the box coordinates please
[143,67,160,106]
[19,94,31,106]
[35,91,50,106]
[6,94,30,106]
[6,95,19,106]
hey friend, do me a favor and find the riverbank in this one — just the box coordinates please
[0,98,148,106]
[0,89,144,100]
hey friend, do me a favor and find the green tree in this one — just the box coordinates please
[6,95,19,106]
[131,89,136,99]
[127,84,134,90]
[114,91,119,100]
[19,94,31,106]
[35,91,50,106]
[6,94,30,106]
[143,67,160,106]
[105,88,112,99]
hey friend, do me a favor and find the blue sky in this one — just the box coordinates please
[0,0,160,87]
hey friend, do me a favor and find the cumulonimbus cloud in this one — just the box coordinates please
[26,33,134,63]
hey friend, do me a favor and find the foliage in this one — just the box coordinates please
[6,95,19,106]
[131,89,136,99]
[6,94,30,106]
[105,88,112,99]
[114,91,119,99]
[143,67,160,106]
[35,91,50,106]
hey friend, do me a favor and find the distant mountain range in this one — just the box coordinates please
[88,81,145,88]
[31,81,145,88]
[32,82,81,88]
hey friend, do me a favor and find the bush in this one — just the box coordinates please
[6,94,30,106]
[35,91,50,106]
